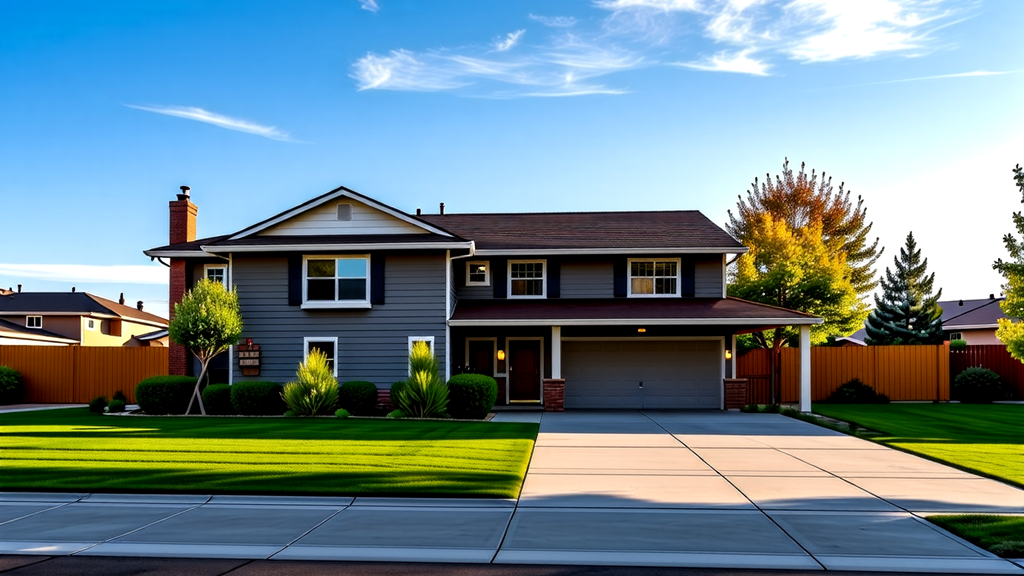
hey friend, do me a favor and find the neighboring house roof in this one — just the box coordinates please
[449,297,821,327]
[0,292,167,328]
[939,298,1006,330]
[0,318,78,344]
[419,211,746,254]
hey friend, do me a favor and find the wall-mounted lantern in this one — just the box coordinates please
[497,349,505,361]
[637,328,646,333]
[725,349,733,360]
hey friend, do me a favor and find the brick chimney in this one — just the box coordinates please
[168,185,197,377]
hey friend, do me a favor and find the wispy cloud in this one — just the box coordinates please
[594,0,700,10]
[126,105,297,142]
[528,14,578,28]
[675,49,770,75]
[494,30,525,52]
[855,70,1016,86]
[357,0,379,14]
[0,264,168,285]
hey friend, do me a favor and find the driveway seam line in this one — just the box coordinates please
[217,559,253,575]
[637,410,826,571]
[69,503,203,556]
[490,411,541,563]
[267,504,350,560]
[0,554,52,573]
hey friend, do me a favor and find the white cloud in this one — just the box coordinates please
[357,0,379,14]
[528,14,578,28]
[494,30,525,52]
[675,49,770,75]
[126,105,297,142]
[0,264,168,285]
[594,0,700,10]
[857,70,1016,86]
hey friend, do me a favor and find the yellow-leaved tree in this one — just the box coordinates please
[994,164,1024,360]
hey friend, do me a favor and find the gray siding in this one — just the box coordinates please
[231,253,447,387]
[561,261,614,298]
[695,256,723,298]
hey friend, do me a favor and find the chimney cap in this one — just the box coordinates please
[119,292,125,305]
[177,185,191,201]
[439,202,445,216]
[137,300,144,311]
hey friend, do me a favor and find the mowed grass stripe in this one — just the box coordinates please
[0,408,538,498]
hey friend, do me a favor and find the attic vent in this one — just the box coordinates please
[337,203,353,222]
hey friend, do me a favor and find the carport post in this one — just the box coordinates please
[799,324,811,412]
[551,326,561,379]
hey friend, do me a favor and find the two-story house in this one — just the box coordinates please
[145,185,820,411]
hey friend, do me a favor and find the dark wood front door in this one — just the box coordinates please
[467,340,494,377]
[509,339,541,402]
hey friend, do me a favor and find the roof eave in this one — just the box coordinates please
[473,247,749,256]
[202,241,475,253]
[448,317,823,327]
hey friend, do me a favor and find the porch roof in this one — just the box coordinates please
[448,297,821,327]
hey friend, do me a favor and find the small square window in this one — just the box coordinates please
[205,265,227,287]
[949,332,963,341]
[86,319,96,330]
[304,337,338,377]
[466,261,490,286]
[26,316,42,329]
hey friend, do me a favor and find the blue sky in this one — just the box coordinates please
[1,0,1022,319]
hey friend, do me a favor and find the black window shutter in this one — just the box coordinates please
[492,257,507,298]
[287,255,302,306]
[547,258,560,298]
[371,253,386,304]
[681,257,695,297]
[613,257,627,298]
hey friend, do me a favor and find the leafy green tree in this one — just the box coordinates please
[864,232,944,345]
[729,213,867,402]
[993,164,1024,360]
[168,279,243,415]
[728,158,882,297]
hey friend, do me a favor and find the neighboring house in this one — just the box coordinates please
[145,185,821,410]
[836,295,1007,346]
[0,290,168,347]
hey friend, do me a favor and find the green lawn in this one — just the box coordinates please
[0,408,538,498]
[811,403,1024,487]
[929,515,1024,558]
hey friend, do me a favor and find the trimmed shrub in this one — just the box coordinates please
[0,365,23,405]
[949,339,968,351]
[386,409,405,419]
[230,381,285,415]
[953,367,1014,403]
[335,408,350,419]
[447,374,497,419]
[135,375,197,415]
[112,390,128,403]
[826,379,886,404]
[282,349,339,416]
[339,381,378,416]
[201,384,235,415]
[107,399,126,413]
[396,341,449,418]
[740,404,759,413]
[389,381,407,409]
[89,396,108,413]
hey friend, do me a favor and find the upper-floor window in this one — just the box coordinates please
[205,264,227,287]
[303,255,370,308]
[85,318,97,330]
[509,260,546,298]
[26,316,42,329]
[629,258,680,297]
[466,261,490,287]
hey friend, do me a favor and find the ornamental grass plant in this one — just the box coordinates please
[281,349,339,416]
[395,341,449,418]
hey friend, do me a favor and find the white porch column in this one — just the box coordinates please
[551,326,562,379]
[799,325,811,412]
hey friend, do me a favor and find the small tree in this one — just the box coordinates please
[993,164,1024,360]
[168,279,243,415]
[864,232,944,345]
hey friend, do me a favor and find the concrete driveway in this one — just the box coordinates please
[0,410,1022,573]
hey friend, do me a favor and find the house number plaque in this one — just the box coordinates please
[237,343,261,376]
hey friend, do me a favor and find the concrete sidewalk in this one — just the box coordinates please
[0,411,1021,573]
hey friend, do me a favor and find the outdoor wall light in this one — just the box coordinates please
[725,349,733,360]
[637,328,646,333]
[497,349,505,361]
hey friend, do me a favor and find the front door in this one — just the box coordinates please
[508,339,541,402]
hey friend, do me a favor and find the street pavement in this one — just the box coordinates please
[0,410,1022,573]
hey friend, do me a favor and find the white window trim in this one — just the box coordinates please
[85,318,97,331]
[303,336,339,378]
[204,264,228,287]
[627,257,682,298]
[508,259,547,299]
[949,332,963,341]
[301,254,372,309]
[465,260,490,287]
[408,336,436,376]
[26,316,42,329]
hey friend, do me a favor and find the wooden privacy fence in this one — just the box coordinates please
[950,345,1024,398]
[738,344,950,403]
[0,346,168,404]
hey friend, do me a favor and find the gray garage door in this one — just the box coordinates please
[562,340,722,409]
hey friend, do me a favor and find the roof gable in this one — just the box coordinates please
[229,187,453,240]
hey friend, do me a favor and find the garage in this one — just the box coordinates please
[562,340,723,409]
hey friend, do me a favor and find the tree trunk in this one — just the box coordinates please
[185,359,209,416]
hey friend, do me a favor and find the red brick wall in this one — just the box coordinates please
[168,259,187,376]
[169,199,197,245]
[543,378,564,412]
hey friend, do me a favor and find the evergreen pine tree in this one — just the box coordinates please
[864,232,944,345]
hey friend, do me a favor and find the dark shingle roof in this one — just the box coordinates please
[0,292,167,326]
[204,234,467,250]
[941,298,1007,329]
[419,211,743,252]
[145,234,231,254]
[450,297,818,325]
